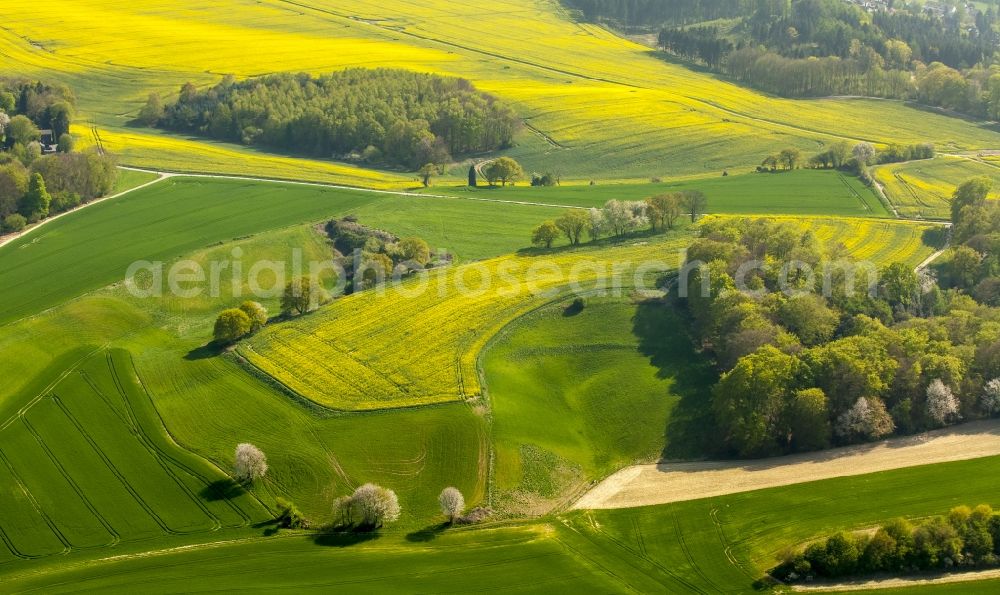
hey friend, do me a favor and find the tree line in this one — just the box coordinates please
[681,210,1000,458]
[530,190,707,248]
[564,0,758,27]
[0,79,117,234]
[936,177,1000,300]
[774,504,1000,582]
[760,141,934,174]
[144,69,521,170]
[623,0,1000,118]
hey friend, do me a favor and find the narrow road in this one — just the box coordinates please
[0,165,590,251]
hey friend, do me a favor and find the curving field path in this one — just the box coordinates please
[573,419,1000,510]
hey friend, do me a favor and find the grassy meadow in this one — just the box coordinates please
[0,349,272,559]
[483,296,716,515]
[4,452,1000,592]
[0,177,576,325]
[3,1,1000,185]
[429,168,889,216]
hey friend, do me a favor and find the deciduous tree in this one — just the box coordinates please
[233,443,268,483]
[214,308,252,344]
[399,236,431,265]
[554,209,589,245]
[925,379,959,426]
[680,190,707,222]
[239,301,268,333]
[531,220,559,248]
[438,487,465,523]
[19,173,50,220]
[281,276,315,315]
[351,483,401,528]
[483,157,523,187]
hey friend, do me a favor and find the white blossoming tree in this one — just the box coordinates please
[438,487,465,524]
[351,483,401,528]
[233,443,268,483]
[982,378,1000,415]
[926,379,960,426]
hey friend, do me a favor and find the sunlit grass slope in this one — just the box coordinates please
[0,348,271,560]
[2,0,999,182]
[5,453,1000,592]
[484,296,714,515]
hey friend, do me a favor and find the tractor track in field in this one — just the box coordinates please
[49,393,180,536]
[19,410,122,548]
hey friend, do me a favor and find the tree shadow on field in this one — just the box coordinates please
[185,343,223,360]
[632,299,720,460]
[313,528,381,548]
[200,478,246,501]
[405,522,449,543]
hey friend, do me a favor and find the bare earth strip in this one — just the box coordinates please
[793,568,1000,591]
[573,419,1000,510]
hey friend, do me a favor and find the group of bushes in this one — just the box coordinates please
[530,191,706,248]
[144,69,520,170]
[775,504,1000,582]
[325,217,438,293]
[213,301,269,344]
[683,214,1000,457]
[0,79,116,234]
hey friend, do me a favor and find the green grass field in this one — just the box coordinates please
[5,453,1000,592]
[0,348,271,560]
[110,169,160,194]
[484,296,715,514]
[0,177,575,325]
[430,169,889,216]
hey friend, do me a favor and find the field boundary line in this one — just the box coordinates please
[117,166,581,209]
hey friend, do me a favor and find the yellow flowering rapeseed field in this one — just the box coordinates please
[873,157,1000,220]
[3,0,1000,183]
[245,217,936,411]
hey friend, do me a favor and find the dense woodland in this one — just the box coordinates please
[0,79,117,234]
[569,0,1000,118]
[565,0,758,26]
[147,70,521,170]
[682,195,1000,458]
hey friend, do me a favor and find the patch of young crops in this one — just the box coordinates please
[0,350,270,562]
